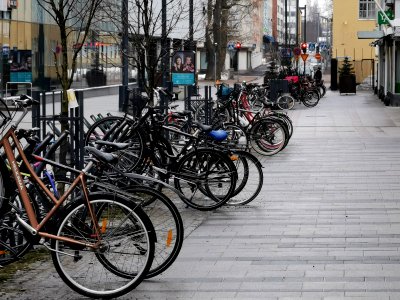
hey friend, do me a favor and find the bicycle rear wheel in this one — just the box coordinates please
[120,186,184,279]
[302,90,320,107]
[250,119,287,156]
[226,151,264,205]
[277,94,295,110]
[51,193,155,299]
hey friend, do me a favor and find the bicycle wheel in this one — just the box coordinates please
[214,123,249,149]
[263,115,291,150]
[302,90,320,108]
[226,151,263,206]
[117,186,184,279]
[85,116,145,173]
[277,94,295,110]
[0,194,34,266]
[0,170,41,267]
[51,193,155,299]
[85,116,125,147]
[174,148,237,210]
[250,119,287,156]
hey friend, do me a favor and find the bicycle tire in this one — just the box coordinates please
[250,119,287,156]
[85,116,125,146]
[0,167,42,267]
[51,193,155,299]
[174,148,237,211]
[0,194,35,266]
[276,94,295,110]
[51,176,183,278]
[302,90,320,108]
[214,123,249,149]
[263,115,291,150]
[117,186,184,279]
[226,151,264,206]
[85,116,145,173]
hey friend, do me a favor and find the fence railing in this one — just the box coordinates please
[31,90,85,169]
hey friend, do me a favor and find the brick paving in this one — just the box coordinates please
[3,84,400,299]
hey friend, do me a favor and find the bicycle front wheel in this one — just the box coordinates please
[174,148,237,210]
[51,193,155,299]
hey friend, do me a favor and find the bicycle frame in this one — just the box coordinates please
[1,128,101,249]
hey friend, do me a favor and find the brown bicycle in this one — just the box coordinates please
[0,95,155,298]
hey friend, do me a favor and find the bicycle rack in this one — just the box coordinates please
[5,82,32,105]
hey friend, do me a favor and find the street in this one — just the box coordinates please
[2,87,400,299]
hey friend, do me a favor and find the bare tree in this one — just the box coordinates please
[37,0,103,169]
[103,0,193,103]
[37,0,104,115]
[204,0,255,80]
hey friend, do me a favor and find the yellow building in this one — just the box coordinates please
[332,0,377,84]
[333,0,376,59]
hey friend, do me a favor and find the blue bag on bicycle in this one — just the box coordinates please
[208,130,228,142]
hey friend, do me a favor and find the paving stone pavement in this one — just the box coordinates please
[3,88,400,299]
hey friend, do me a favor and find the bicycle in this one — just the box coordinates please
[0,95,156,298]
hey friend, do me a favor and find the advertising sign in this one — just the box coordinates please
[171,51,195,86]
[10,50,32,83]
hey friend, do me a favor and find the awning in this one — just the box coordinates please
[357,30,384,39]
[263,35,275,43]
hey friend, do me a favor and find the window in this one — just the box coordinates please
[359,0,376,19]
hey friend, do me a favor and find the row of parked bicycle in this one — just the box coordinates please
[0,77,301,298]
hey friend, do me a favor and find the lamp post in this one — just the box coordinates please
[299,6,307,42]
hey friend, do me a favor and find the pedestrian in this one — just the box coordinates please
[314,66,322,83]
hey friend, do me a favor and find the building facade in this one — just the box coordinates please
[332,0,376,85]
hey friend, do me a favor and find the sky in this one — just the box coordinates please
[299,0,326,7]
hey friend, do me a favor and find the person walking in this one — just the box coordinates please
[314,66,322,83]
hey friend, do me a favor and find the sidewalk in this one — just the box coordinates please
[5,79,400,299]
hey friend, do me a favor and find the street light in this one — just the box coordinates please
[299,6,307,42]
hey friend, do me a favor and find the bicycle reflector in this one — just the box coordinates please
[300,42,307,54]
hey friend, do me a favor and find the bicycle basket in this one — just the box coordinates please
[128,90,149,118]
[0,98,11,129]
[217,83,233,101]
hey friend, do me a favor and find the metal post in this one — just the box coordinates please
[161,0,169,111]
[188,0,194,99]
[189,0,193,47]
[304,5,307,42]
[119,0,129,111]
[285,0,288,47]
[214,43,217,82]
[296,0,299,46]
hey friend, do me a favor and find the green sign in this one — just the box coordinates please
[11,72,32,83]
[378,10,394,25]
